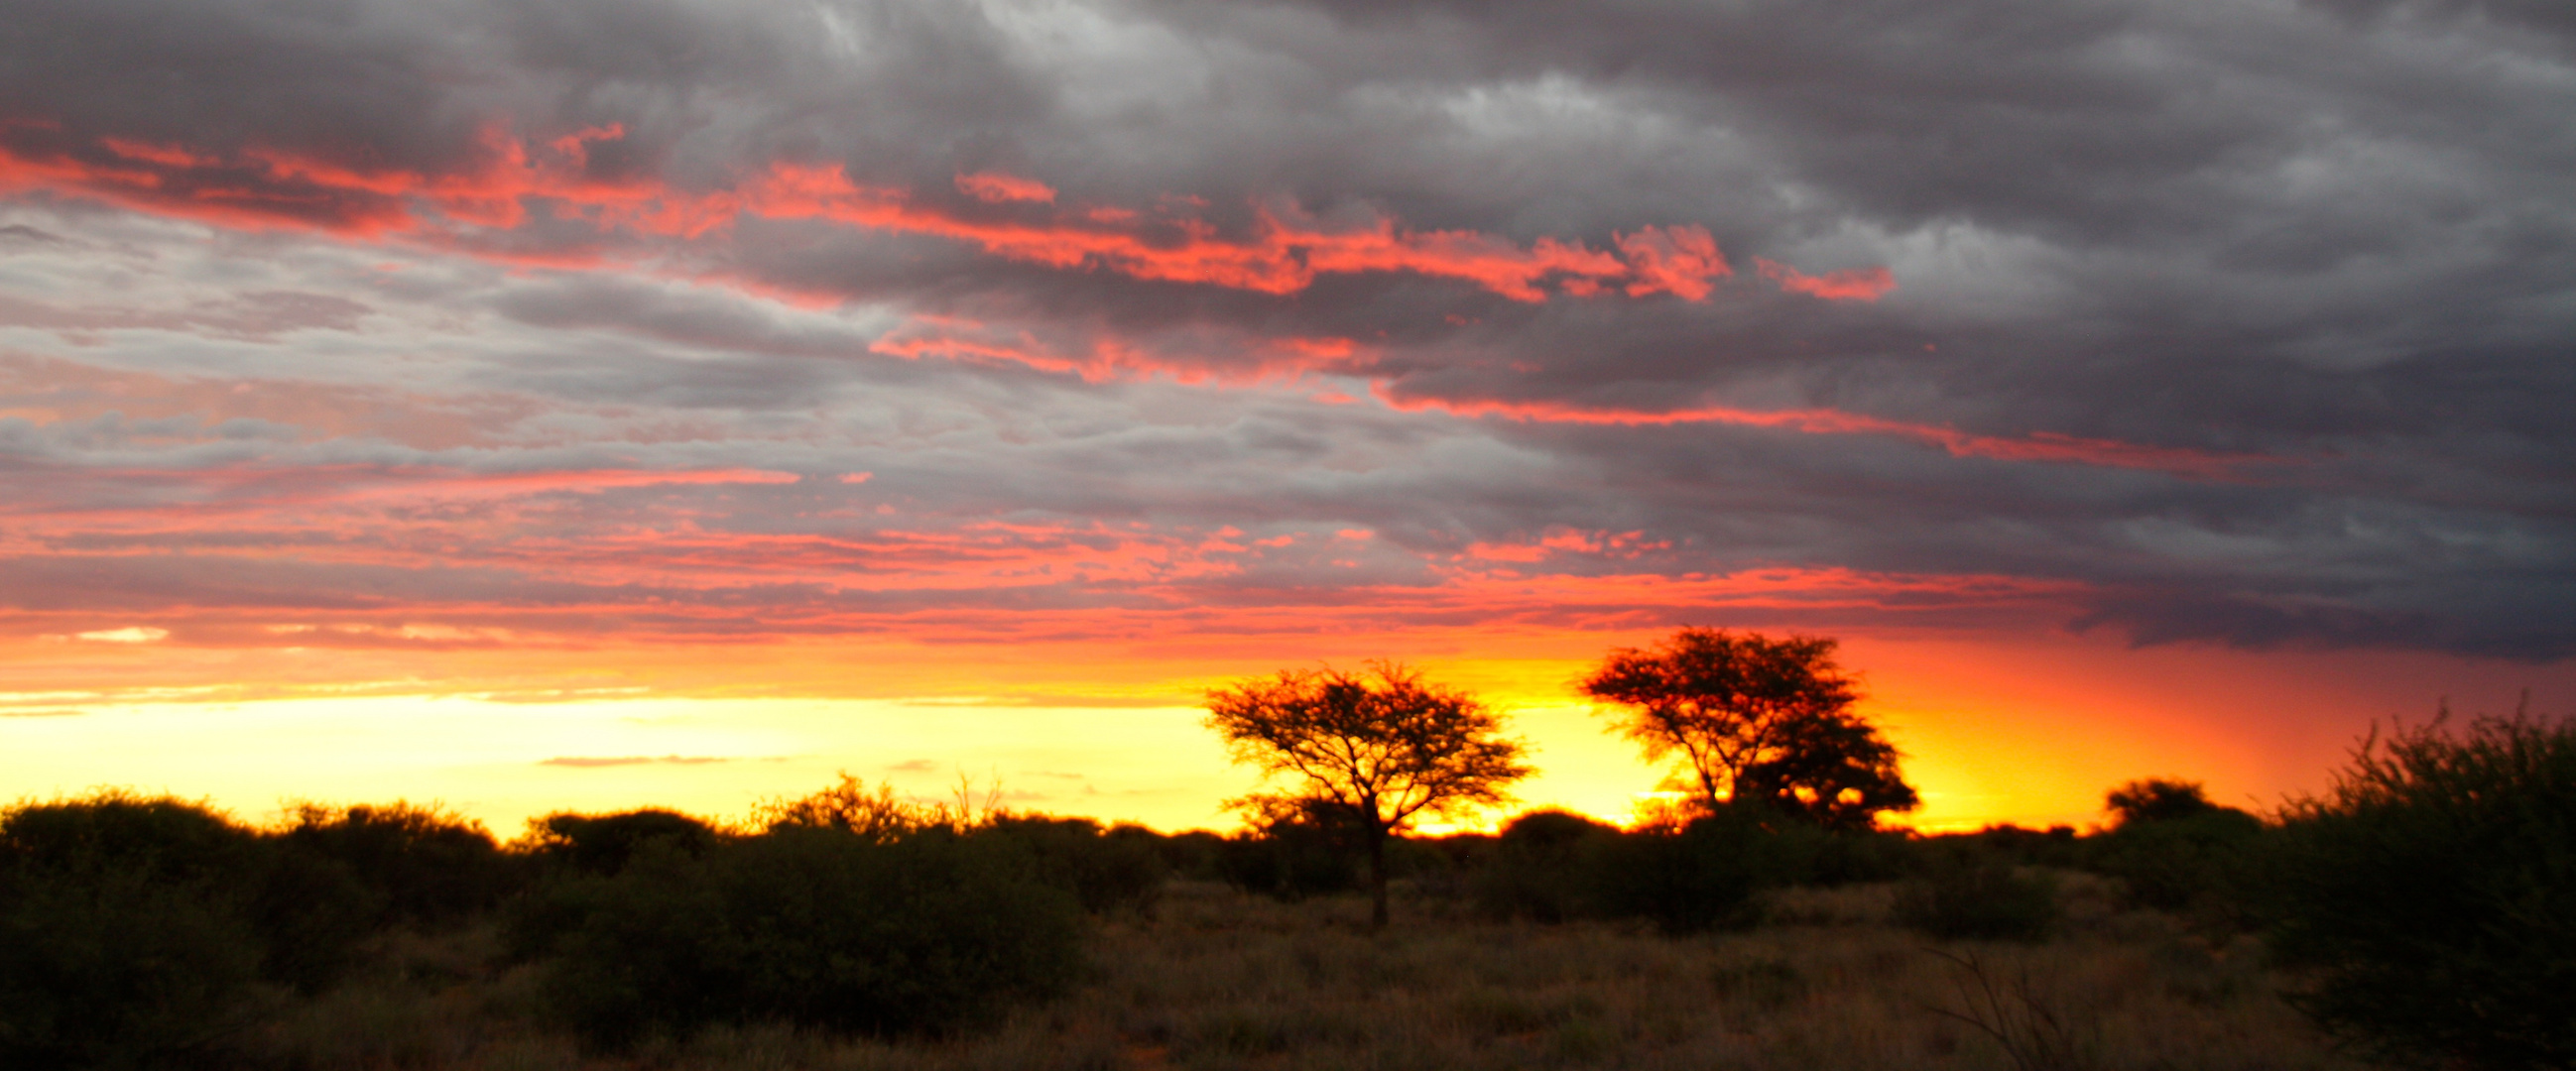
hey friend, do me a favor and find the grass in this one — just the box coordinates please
[237,875,2359,1071]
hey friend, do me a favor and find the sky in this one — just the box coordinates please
[3,0,2573,836]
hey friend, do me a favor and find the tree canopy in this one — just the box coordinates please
[1582,628,1917,830]
[1204,660,1530,927]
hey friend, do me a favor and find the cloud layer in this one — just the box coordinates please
[2,0,2571,692]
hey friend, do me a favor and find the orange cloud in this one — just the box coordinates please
[1756,257,1898,301]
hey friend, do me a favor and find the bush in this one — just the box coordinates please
[1587,813,1779,933]
[981,815,1165,914]
[521,809,722,876]
[522,826,1082,1048]
[0,791,272,1068]
[2090,808,2267,921]
[1474,809,1618,922]
[1894,857,2059,942]
[276,801,521,927]
[1213,819,1357,900]
[2269,708,2576,1070]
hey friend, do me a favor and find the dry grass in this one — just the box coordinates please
[241,877,2362,1071]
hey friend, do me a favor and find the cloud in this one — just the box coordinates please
[70,627,169,644]
[0,0,2565,664]
[539,755,736,768]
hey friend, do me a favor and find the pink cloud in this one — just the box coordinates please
[1756,257,1898,301]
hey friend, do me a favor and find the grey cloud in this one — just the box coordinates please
[0,0,2567,656]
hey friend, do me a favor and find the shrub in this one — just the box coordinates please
[2269,708,2576,1070]
[520,809,722,876]
[1894,856,2059,942]
[0,791,271,1068]
[276,801,521,927]
[1474,809,1618,922]
[2090,808,2267,921]
[1587,813,1777,933]
[523,826,1082,1048]
[1213,819,1357,900]
[980,815,1165,914]
[2106,777,2229,824]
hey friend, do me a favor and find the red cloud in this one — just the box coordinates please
[1756,258,1898,301]
[955,171,1056,203]
[2,123,1755,305]
[1615,225,1732,299]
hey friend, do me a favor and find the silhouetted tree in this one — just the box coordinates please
[520,809,721,876]
[2105,777,2227,825]
[1205,661,1531,928]
[1583,628,1917,829]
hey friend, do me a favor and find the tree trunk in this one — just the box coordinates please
[1367,828,1390,930]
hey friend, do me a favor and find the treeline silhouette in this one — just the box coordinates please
[1,655,2568,1069]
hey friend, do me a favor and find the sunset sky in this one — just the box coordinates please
[4,0,2572,837]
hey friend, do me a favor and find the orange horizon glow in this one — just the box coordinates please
[7,619,2566,841]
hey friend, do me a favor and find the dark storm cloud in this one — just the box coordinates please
[0,0,2570,656]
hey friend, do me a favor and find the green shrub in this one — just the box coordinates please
[1893,857,2058,942]
[2269,708,2576,1070]
[0,791,271,1068]
[522,826,1082,1048]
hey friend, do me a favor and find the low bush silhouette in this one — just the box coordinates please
[982,815,1165,914]
[277,801,522,927]
[2088,777,2268,924]
[520,808,722,876]
[2269,707,2576,1070]
[1894,855,2059,942]
[1213,814,1359,900]
[1587,811,1785,933]
[1474,809,1618,922]
[520,826,1082,1049]
[2091,808,2267,923]
[0,791,271,1068]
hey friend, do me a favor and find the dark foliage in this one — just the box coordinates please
[2269,708,2576,1071]
[1894,856,2059,942]
[1961,824,2085,870]
[0,791,270,1069]
[1153,829,1226,881]
[2090,808,2268,922]
[277,801,521,927]
[520,826,1083,1049]
[1473,809,1619,922]
[981,815,1165,914]
[521,809,722,877]
[1212,813,1360,900]
[1585,811,1789,933]
[2106,777,2231,826]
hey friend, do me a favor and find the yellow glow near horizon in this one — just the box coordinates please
[5,629,2567,838]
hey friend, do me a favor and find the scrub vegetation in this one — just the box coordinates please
[1,635,2566,1070]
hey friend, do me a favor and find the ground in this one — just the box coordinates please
[250,875,2364,1071]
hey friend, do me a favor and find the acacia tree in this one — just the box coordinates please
[1205,661,1531,928]
[1582,628,1917,830]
